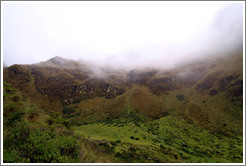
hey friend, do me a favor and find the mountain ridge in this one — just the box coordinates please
[3,51,243,163]
[3,51,243,133]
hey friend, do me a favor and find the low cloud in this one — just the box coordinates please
[98,3,243,71]
[3,2,243,71]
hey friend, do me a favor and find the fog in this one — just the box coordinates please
[2,2,244,70]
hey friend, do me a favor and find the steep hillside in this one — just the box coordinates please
[3,57,130,111]
[3,82,243,163]
[3,82,81,162]
[3,52,243,134]
[3,52,243,163]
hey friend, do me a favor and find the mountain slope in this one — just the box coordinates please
[3,52,243,133]
[3,51,243,163]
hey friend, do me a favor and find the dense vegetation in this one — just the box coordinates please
[3,53,243,163]
[72,108,243,163]
[3,82,243,163]
[3,82,80,163]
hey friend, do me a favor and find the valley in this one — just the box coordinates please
[3,51,243,163]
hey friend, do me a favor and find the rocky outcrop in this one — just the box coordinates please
[3,54,243,110]
[62,80,126,104]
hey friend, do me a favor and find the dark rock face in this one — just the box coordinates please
[128,70,158,84]
[3,54,243,107]
[196,72,222,91]
[4,62,243,105]
[3,63,131,105]
[147,77,177,96]
[61,81,126,104]
[228,80,243,97]
[218,75,237,91]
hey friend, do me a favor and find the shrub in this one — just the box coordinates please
[3,83,80,163]
[115,140,121,144]
[176,94,184,101]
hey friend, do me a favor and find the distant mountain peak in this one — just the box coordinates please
[48,56,67,62]
[36,56,78,67]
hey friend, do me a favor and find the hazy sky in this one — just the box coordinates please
[2,1,244,68]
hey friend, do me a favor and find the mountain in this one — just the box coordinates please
[3,51,243,163]
[3,52,243,130]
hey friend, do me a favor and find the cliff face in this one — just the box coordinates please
[4,52,243,103]
[3,52,243,132]
[3,57,130,105]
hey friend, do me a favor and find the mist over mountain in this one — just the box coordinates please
[3,61,8,67]
[99,3,243,71]
[2,1,244,164]
[3,48,243,163]
[4,49,243,119]
[3,2,243,69]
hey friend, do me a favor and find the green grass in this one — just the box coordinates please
[73,122,153,146]
[72,113,243,163]
[3,81,243,163]
[3,53,243,163]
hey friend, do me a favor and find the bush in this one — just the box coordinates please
[3,83,80,163]
[13,129,80,163]
[3,82,15,93]
[115,140,121,144]
[176,94,184,101]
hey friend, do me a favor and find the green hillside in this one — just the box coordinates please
[3,52,243,163]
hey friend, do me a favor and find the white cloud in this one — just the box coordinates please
[2,1,244,67]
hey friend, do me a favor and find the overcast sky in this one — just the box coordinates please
[2,1,244,68]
